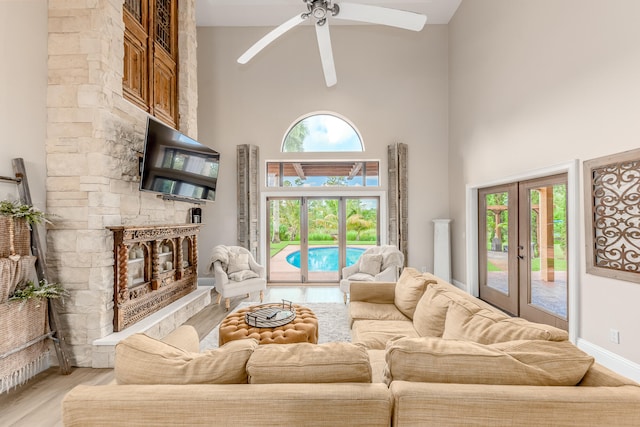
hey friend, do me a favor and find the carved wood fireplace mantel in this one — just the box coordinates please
[108,224,200,331]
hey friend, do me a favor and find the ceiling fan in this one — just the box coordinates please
[237,0,427,87]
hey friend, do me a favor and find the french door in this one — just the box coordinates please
[267,196,379,283]
[479,174,568,330]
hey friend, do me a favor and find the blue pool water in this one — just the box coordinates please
[286,247,366,272]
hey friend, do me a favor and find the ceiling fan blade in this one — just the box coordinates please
[238,14,305,64]
[315,23,337,87]
[335,3,427,31]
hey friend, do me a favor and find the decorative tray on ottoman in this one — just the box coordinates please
[245,300,296,328]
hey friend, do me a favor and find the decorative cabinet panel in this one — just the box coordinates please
[109,224,200,331]
[152,51,177,126]
[123,0,149,113]
[123,0,178,128]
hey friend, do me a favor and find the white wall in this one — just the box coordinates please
[0,0,47,207]
[197,25,450,272]
[449,0,640,366]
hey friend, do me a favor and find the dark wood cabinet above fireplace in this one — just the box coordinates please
[108,224,200,331]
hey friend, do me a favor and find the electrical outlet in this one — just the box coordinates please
[609,329,620,344]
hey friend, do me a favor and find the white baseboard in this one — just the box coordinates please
[577,338,640,383]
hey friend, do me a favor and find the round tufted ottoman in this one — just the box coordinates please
[218,304,318,346]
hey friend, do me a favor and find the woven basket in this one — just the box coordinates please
[0,298,49,355]
[0,298,50,392]
[0,256,37,303]
[0,217,31,258]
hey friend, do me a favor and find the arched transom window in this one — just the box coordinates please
[282,113,363,152]
[269,113,377,188]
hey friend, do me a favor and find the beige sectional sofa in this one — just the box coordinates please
[62,269,640,426]
[62,325,391,426]
[350,268,640,426]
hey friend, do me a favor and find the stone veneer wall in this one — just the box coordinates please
[46,0,198,367]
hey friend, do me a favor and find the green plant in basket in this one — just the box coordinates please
[0,200,51,225]
[1,200,51,260]
[9,279,67,303]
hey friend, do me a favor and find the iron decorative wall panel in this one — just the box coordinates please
[584,148,640,283]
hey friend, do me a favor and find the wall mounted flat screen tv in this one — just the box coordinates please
[140,117,220,202]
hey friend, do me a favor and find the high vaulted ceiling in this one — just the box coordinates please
[196,0,463,27]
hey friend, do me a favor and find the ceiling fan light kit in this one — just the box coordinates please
[237,0,427,87]
[303,0,339,25]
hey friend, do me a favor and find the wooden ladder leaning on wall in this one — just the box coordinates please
[0,158,71,375]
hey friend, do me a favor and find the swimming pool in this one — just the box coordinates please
[286,246,366,272]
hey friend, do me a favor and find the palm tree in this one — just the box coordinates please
[283,121,308,152]
[347,214,373,241]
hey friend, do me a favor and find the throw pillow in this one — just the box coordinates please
[394,267,435,319]
[228,269,260,281]
[383,337,593,386]
[359,253,383,276]
[347,272,376,281]
[115,333,258,385]
[247,342,372,384]
[227,252,250,275]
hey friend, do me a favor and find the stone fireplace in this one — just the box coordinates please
[45,0,200,367]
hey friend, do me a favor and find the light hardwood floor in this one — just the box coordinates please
[0,285,344,427]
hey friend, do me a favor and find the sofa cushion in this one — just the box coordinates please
[349,301,409,324]
[160,325,200,353]
[246,342,371,384]
[367,349,387,384]
[359,253,383,276]
[228,269,259,281]
[421,272,502,312]
[442,299,568,344]
[394,267,434,319]
[227,252,250,274]
[115,334,258,385]
[383,337,594,386]
[351,319,419,350]
[412,283,456,337]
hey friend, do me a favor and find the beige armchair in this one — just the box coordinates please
[210,245,266,310]
[339,245,404,303]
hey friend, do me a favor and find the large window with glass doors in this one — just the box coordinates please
[268,197,380,282]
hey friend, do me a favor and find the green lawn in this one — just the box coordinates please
[487,261,501,272]
[531,258,567,271]
[269,240,374,257]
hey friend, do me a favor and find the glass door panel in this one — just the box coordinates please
[345,197,380,268]
[307,198,340,282]
[519,175,568,330]
[267,198,302,282]
[478,184,518,315]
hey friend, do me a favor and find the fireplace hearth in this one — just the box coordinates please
[108,224,201,331]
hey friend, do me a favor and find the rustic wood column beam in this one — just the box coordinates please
[347,162,363,180]
[292,163,306,180]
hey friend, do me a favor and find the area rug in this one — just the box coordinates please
[200,302,351,350]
